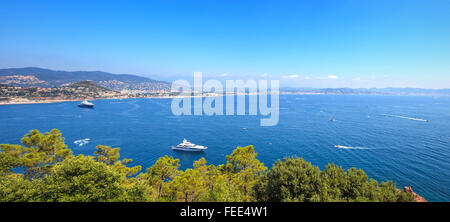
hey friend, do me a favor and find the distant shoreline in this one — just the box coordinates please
[0,99,79,106]
[0,94,222,105]
[1,92,449,106]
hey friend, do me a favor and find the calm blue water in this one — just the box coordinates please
[1,95,449,201]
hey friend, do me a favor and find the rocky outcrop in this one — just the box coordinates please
[404,186,427,202]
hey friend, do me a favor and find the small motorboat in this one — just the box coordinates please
[335,145,350,149]
[74,138,90,146]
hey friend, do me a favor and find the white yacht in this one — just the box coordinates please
[78,99,94,108]
[172,139,207,152]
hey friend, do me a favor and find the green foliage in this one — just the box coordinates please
[253,157,322,202]
[224,145,267,201]
[0,174,41,201]
[94,145,142,178]
[0,129,415,202]
[141,155,181,200]
[1,129,72,179]
[38,155,126,202]
[253,157,415,202]
[94,145,120,165]
[0,152,22,175]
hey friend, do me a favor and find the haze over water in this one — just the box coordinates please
[1,95,449,201]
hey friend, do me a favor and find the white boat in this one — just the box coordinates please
[74,138,90,146]
[78,100,94,108]
[335,145,350,149]
[172,139,207,152]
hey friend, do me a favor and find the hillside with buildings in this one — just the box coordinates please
[0,81,123,104]
[0,67,171,93]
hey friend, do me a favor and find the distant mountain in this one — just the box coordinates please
[280,87,450,96]
[0,67,170,92]
[365,88,450,95]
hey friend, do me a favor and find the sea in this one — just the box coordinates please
[0,95,449,201]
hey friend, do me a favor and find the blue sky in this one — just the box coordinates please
[0,0,449,88]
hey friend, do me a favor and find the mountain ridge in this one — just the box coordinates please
[0,67,170,92]
[279,87,450,96]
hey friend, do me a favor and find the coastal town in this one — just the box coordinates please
[0,68,176,104]
[0,80,173,105]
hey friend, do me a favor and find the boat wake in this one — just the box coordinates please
[384,114,428,122]
[74,138,90,146]
[335,145,370,150]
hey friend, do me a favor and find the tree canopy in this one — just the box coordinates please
[253,157,414,202]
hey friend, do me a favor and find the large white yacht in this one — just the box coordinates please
[172,139,207,152]
[78,99,94,108]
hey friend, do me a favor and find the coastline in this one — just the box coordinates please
[1,92,448,106]
[0,99,81,106]
[0,94,222,105]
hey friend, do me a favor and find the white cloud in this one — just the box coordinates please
[328,75,339,79]
[281,74,300,79]
[218,73,231,77]
[304,76,312,80]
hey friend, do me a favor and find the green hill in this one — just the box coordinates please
[0,67,170,92]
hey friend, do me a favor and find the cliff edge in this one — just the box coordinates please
[404,186,427,202]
